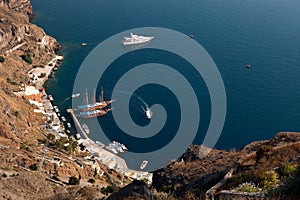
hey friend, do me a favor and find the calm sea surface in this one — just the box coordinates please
[31,0,300,152]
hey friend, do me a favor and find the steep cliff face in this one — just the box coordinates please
[0,1,61,143]
[0,2,60,60]
[0,3,125,200]
[0,0,32,16]
[151,132,300,199]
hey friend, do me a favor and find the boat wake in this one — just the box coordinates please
[117,90,152,119]
[59,97,70,105]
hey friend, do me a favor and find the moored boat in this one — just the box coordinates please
[140,160,148,170]
[71,93,80,98]
[95,141,105,148]
[122,33,154,45]
[82,124,90,134]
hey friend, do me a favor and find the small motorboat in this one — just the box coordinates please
[48,94,54,101]
[145,109,152,119]
[140,160,148,170]
[61,116,66,122]
[246,64,251,69]
[71,93,80,98]
[82,124,90,134]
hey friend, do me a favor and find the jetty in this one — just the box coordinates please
[66,108,152,182]
[66,109,88,139]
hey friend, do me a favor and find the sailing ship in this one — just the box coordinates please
[78,87,114,111]
[79,88,113,118]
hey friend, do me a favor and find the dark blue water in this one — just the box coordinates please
[31,0,300,150]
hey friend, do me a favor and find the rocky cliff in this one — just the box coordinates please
[150,132,300,199]
[0,2,125,200]
[107,132,300,200]
[0,0,32,16]
[0,0,59,145]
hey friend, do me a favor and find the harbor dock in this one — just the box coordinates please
[66,109,87,139]
[66,108,152,182]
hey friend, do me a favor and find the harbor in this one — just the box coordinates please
[17,51,152,181]
[66,108,152,181]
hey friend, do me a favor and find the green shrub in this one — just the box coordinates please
[100,184,118,195]
[0,56,5,63]
[278,164,296,180]
[6,78,17,85]
[237,183,260,193]
[160,184,172,193]
[20,54,32,64]
[267,164,300,198]
[68,176,80,185]
[259,171,278,189]
[2,173,7,178]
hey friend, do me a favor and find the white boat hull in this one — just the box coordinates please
[122,33,154,45]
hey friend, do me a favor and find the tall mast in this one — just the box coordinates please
[94,88,96,104]
[100,87,104,102]
[94,88,96,113]
[85,88,88,106]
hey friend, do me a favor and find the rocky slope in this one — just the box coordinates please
[1,1,300,200]
[107,132,300,200]
[150,132,300,199]
[0,1,127,199]
[0,0,32,16]
[0,0,59,152]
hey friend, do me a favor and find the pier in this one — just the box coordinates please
[66,108,152,182]
[66,109,88,139]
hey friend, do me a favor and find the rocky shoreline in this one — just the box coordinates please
[1,1,300,200]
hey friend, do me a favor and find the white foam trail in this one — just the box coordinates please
[117,90,150,113]
[59,97,70,105]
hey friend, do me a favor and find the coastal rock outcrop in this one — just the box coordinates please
[0,1,60,59]
[0,0,32,16]
[107,180,154,200]
[151,132,300,199]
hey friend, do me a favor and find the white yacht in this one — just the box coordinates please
[122,33,154,45]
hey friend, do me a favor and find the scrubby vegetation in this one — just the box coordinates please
[20,53,32,64]
[268,164,300,199]
[40,134,78,154]
[100,184,119,195]
[277,164,296,180]
[0,56,5,63]
[68,176,80,185]
[6,78,17,85]
[236,182,260,193]
[29,163,39,171]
